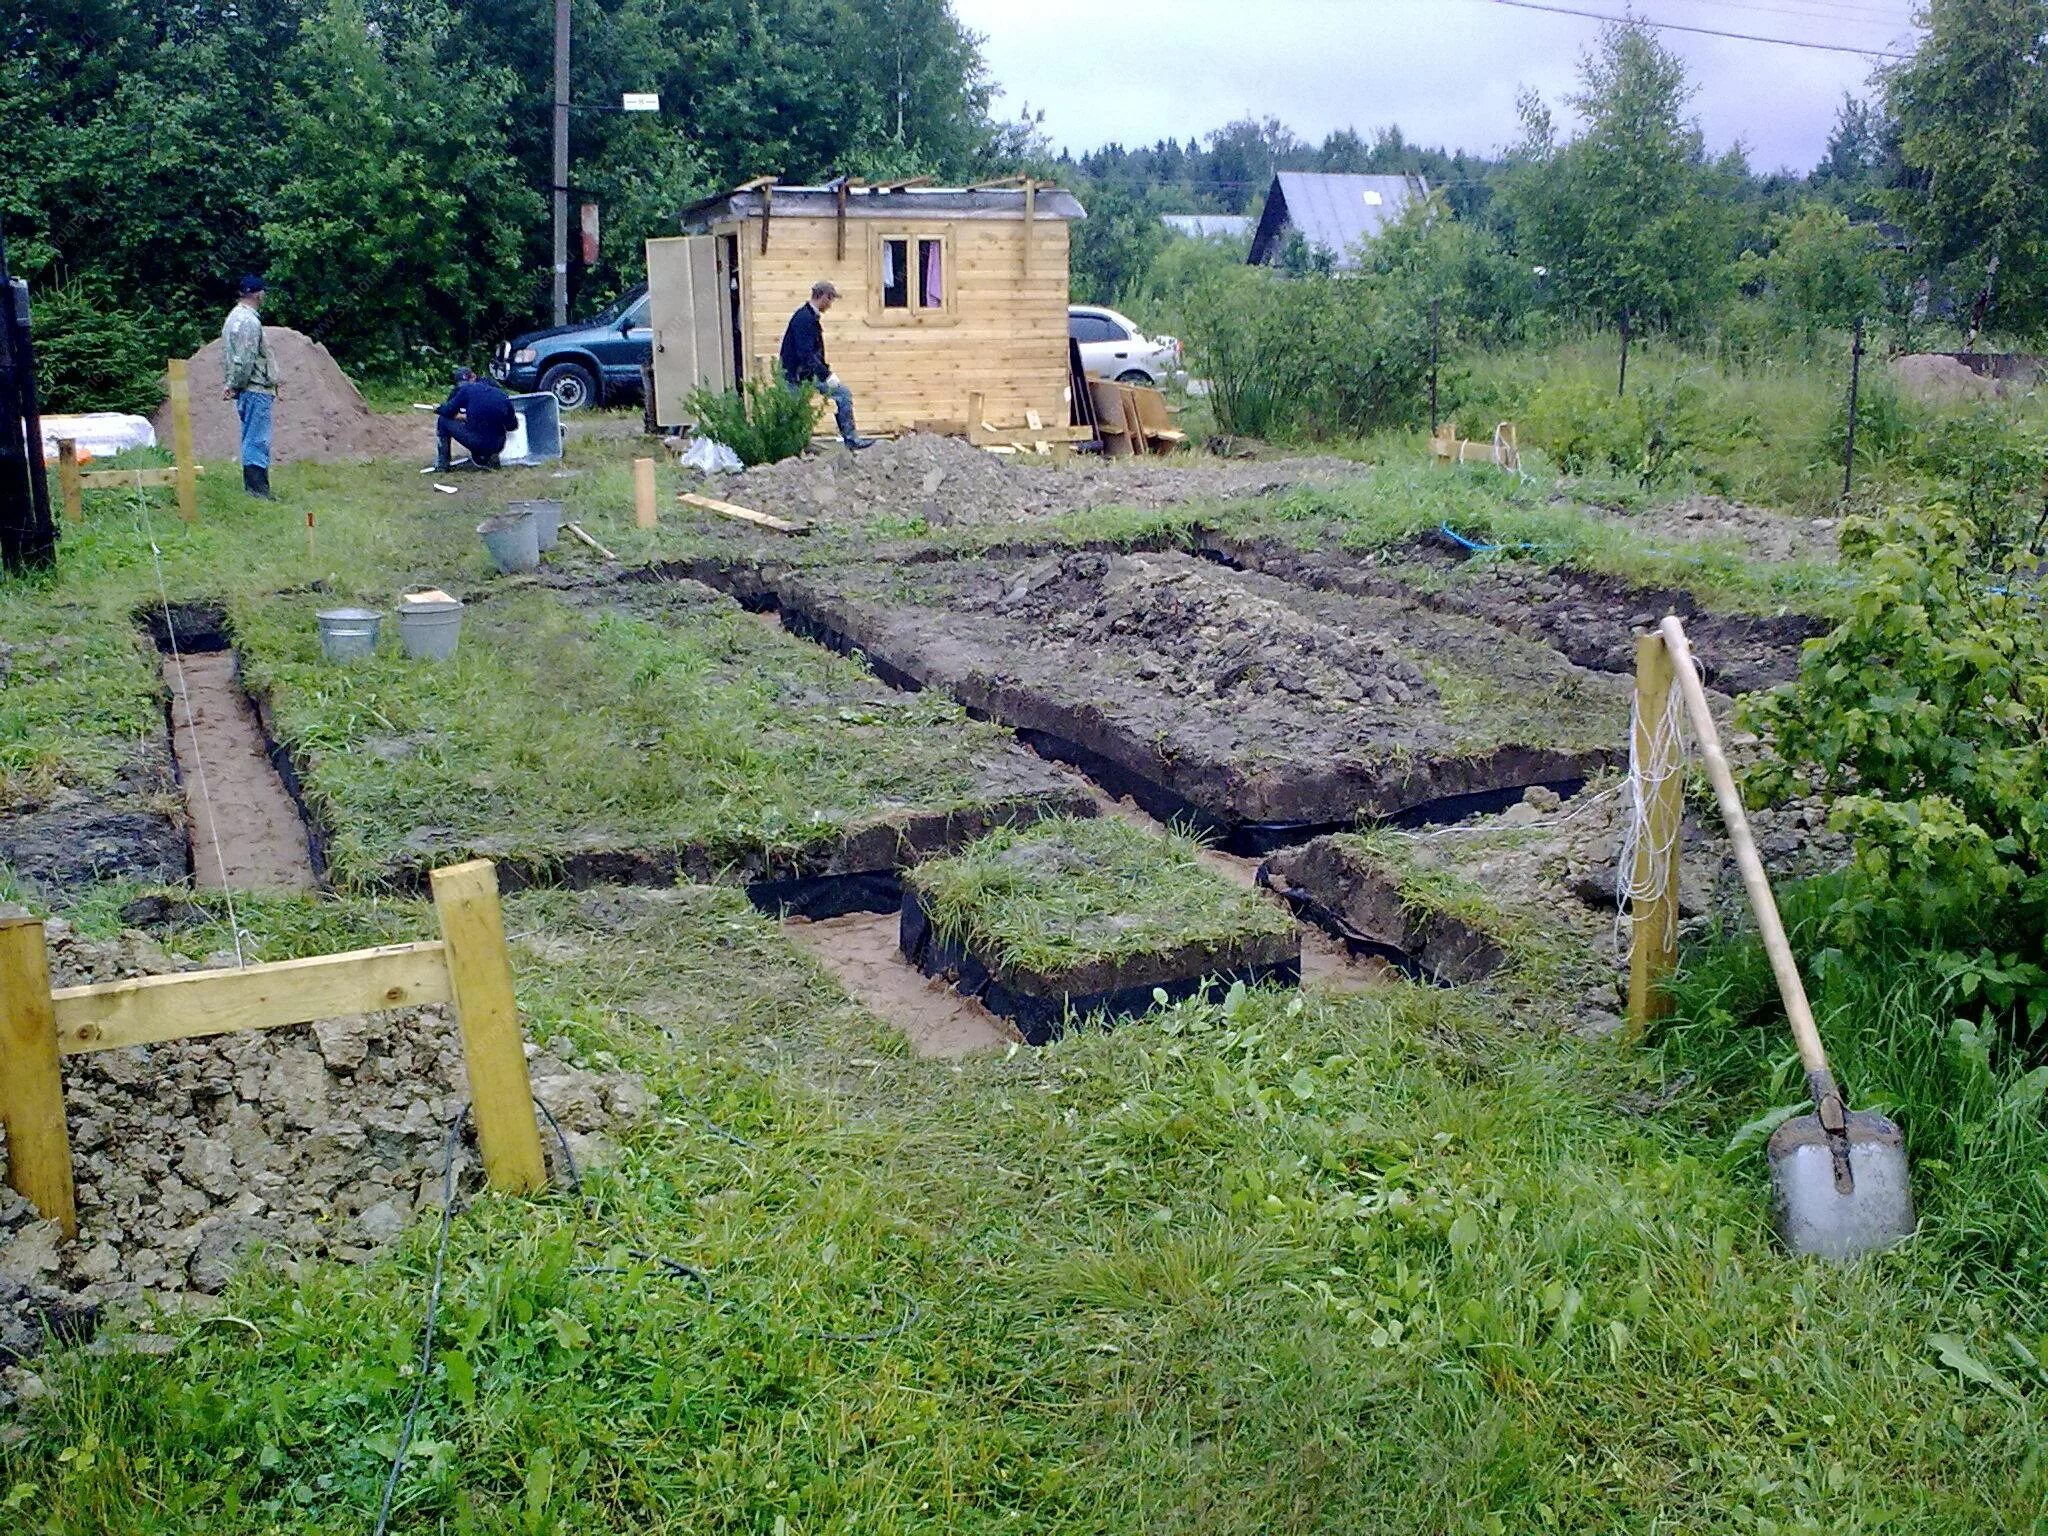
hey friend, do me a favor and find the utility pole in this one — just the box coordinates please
[551,0,571,327]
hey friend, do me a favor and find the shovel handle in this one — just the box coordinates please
[1658,617,1831,1081]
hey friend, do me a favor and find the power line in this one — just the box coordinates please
[1669,0,1911,26]
[1483,0,1912,57]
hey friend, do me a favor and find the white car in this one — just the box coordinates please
[1068,305,1182,386]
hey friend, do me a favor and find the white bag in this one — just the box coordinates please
[680,435,743,474]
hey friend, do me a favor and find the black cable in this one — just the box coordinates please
[370,1107,469,1536]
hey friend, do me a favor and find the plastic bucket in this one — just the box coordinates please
[509,499,561,551]
[477,509,540,573]
[396,595,464,661]
[315,607,382,663]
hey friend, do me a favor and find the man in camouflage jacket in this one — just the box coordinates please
[221,274,277,498]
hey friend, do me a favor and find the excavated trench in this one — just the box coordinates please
[143,603,322,892]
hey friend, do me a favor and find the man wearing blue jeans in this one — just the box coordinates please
[778,280,873,449]
[220,274,277,498]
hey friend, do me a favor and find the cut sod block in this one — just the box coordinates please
[900,817,1301,1044]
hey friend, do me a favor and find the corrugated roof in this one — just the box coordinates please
[1248,173,1428,269]
[680,184,1086,231]
[1162,214,1251,241]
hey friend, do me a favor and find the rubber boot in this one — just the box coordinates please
[432,444,451,472]
[245,465,274,500]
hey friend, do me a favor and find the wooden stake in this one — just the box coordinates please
[633,456,657,529]
[169,357,198,522]
[0,912,77,1238]
[429,861,545,1194]
[1023,178,1036,280]
[57,439,82,523]
[1626,631,1684,1038]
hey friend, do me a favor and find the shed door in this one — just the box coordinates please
[647,235,732,422]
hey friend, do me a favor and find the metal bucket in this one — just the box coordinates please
[509,499,561,551]
[396,595,464,662]
[477,508,540,573]
[315,606,382,663]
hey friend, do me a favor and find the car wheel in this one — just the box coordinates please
[539,362,597,411]
[1116,369,1155,385]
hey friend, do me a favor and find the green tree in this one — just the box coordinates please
[1883,0,2048,336]
[1068,180,1169,306]
[1740,203,1883,344]
[1499,23,1739,331]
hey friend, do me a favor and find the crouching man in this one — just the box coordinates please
[778,280,872,450]
[434,367,518,470]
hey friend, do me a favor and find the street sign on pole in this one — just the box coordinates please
[622,93,659,112]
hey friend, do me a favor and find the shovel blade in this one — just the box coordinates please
[1767,1109,1915,1259]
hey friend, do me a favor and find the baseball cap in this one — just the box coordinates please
[238,274,267,295]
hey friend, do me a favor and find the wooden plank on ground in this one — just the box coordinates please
[51,942,455,1056]
[678,491,810,534]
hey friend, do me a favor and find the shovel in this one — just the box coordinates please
[1659,617,1916,1259]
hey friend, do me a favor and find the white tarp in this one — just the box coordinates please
[40,412,157,462]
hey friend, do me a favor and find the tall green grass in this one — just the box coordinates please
[1660,873,2048,1290]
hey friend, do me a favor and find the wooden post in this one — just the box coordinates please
[967,391,986,437]
[0,912,77,1238]
[429,861,545,1194]
[1626,632,1684,1038]
[1843,314,1865,498]
[168,357,198,522]
[633,456,657,529]
[1022,179,1036,280]
[57,439,82,523]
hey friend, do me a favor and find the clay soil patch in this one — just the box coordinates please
[164,651,317,891]
[771,550,1630,847]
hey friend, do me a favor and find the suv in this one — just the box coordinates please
[492,285,652,410]
[1068,304,1182,386]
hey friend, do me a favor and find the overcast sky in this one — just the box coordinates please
[953,0,1922,176]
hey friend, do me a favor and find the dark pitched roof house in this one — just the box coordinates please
[1247,172,1430,269]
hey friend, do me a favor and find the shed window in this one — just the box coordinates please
[870,230,954,323]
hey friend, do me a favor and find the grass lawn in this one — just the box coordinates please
[906,815,1296,978]
[2,425,2042,1532]
[3,881,2044,1532]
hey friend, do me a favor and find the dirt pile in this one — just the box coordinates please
[0,920,652,1377]
[1593,495,1840,566]
[966,551,1435,713]
[1889,353,2004,404]
[708,432,1362,526]
[153,327,418,465]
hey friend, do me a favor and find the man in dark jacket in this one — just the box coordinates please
[778,281,872,449]
[434,367,519,470]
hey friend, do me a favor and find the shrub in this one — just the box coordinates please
[1180,268,1430,442]
[1520,373,1715,485]
[26,276,169,416]
[1744,487,2048,1019]
[684,377,817,467]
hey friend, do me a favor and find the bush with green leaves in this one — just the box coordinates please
[1745,487,2048,1014]
[1179,268,1430,441]
[685,378,818,466]
[1519,373,1722,485]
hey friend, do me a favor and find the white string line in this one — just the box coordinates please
[1612,662,1696,964]
[129,468,247,968]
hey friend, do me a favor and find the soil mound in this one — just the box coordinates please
[1889,353,2004,404]
[153,327,418,464]
[710,431,1361,526]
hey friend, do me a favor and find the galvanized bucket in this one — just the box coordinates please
[396,594,464,662]
[477,509,540,573]
[315,607,382,663]
[508,499,562,551]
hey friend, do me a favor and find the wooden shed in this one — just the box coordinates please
[645,180,1086,435]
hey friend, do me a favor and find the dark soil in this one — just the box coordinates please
[769,550,1629,843]
[1202,532,1823,696]
[0,750,187,898]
